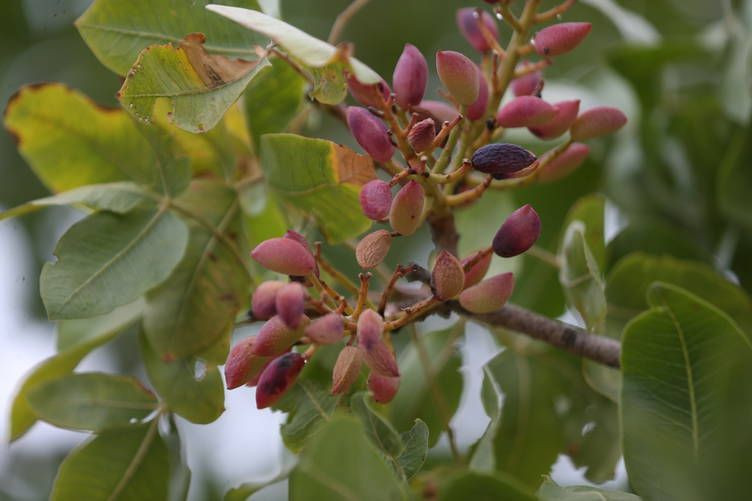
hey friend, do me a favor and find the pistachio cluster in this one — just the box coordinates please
[225,1,627,409]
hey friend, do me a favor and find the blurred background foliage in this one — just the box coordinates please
[1,0,750,499]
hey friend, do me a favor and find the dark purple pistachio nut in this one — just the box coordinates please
[471,143,537,180]
[255,352,305,409]
[492,205,541,257]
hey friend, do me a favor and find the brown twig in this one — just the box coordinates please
[535,0,576,23]
[328,0,371,44]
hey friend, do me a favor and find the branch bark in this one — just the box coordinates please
[450,302,621,368]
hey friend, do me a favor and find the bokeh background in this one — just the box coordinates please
[1,0,745,499]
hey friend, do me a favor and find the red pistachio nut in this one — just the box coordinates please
[368,373,400,404]
[408,118,437,153]
[417,100,461,124]
[492,205,541,258]
[246,357,273,387]
[255,352,305,409]
[251,280,285,320]
[389,180,425,236]
[331,345,363,395]
[570,106,627,141]
[458,272,515,313]
[347,73,390,108]
[357,309,399,377]
[436,50,479,105]
[456,8,498,52]
[538,142,590,182]
[529,99,580,139]
[432,250,465,300]
[496,96,556,128]
[359,179,392,221]
[511,70,543,97]
[356,230,392,269]
[346,106,394,163]
[305,312,345,345]
[471,143,537,180]
[533,22,592,57]
[253,315,302,357]
[275,282,306,329]
[466,65,490,121]
[251,237,316,276]
[393,44,428,109]
[462,249,493,288]
[224,336,271,389]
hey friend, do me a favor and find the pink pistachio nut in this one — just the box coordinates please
[389,180,425,236]
[252,315,302,357]
[466,65,490,121]
[436,50,479,106]
[393,44,428,109]
[533,22,592,57]
[456,8,499,52]
[251,237,316,276]
[458,272,515,313]
[431,250,466,300]
[357,309,399,377]
[359,179,392,221]
[347,73,391,108]
[538,143,590,182]
[275,282,306,329]
[496,96,556,128]
[346,106,395,163]
[408,118,437,153]
[511,70,543,97]
[331,345,363,395]
[461,249,493,288]
[529,99,580,140]
[224,336,270,389]
[492,205,541,258]
[569,106,627,141]
[251,280,286,320]
[305,312,345,345]
[368,373,400,403]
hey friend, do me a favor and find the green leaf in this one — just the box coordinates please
[350,392,403,457]
[41,208,189,320]
[51,421,168,501]
[260,133,375,243]
[3,84,157,192]
[562,194,606,270]
[244,57,306,150]
[224,459,296,501]
[471,350,620,487]
[537,477,640,501]
[0,182,154,221]
[389,323,464,448]
[275,379,340,452]
[396,419,429,480]
[607,253,752,336]
[9,309,131,441]
[76,0,266,76]
[57,298,144,351]
[141,334,224,424]
[288,415,404,501]
[205,5,381,85]
[621,283,752,500]
[27,372,158,432]
[309,62,348,105]
[437,471,534,501]
[118,34,270,133]
[144,181,249,361]
[718,126,752,231]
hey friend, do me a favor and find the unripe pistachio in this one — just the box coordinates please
[417,100,460,124]
[251,237,316,276]
[357,309,399,377]
[393,44,428,109]
[347,74,390,108]
[224,336,270,389]
[456,8,498,53]
[408,118,436,153]
[496,96,556,128]
[255,352,305,409]
[533,22,592,57]
[331,345,363,395]
[529,99,580,139]
[570,106,627,141]
[368,373,400,403]
[251,280,285,320]
[346,106,394,163]
[511,71,543,97]
[466,65,489,121]
[275,282,306,328]
[359,179,392,221]
[538,143,590,182]
[436,50,479,105]
[253,315,302,356]
[305,313,345,345]
[431,250,465,300]
[461,249,493,288]
[356,230,392,269]
[458,272,515,313]
[471,143,537,180]
[389,180,424,236]
[492,205,541,257]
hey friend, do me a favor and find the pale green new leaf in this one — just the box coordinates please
[76,0,266,75]
[141,334,224,424]
[144,181,249,362]
[260,134,375,243]
[396,419,429,480]
[119,34,270,133]
[41,208,189,319]
[51,421,168,501]
[621,283,752,500]
[27,372,158,432]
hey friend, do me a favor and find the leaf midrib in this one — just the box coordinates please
[107,419,159,501]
